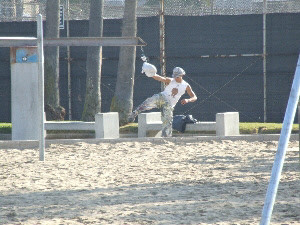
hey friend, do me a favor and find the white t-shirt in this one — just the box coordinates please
[161,78,189,107]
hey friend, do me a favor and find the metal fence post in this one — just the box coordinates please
[260,53,300,225]
[37,14,45,161]
[159,0,166,91]
[263,0,267,122]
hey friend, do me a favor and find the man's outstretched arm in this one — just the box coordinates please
[181,85,197,105]
[152,74,171,84]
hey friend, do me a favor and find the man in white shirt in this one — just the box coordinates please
[128,63,197,137]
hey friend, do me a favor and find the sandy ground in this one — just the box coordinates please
[0,139,299,225]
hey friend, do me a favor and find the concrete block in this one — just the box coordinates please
[95,112,119,139]
[216,112,240,136]
[138,112,162,137]
[186,122,216,131]
[11,47,39,140]
[45,121,95,130]
[138,112,239,137]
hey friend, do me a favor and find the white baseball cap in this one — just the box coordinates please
[172,67,186,78]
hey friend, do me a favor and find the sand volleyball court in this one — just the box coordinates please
[0,139,299,224]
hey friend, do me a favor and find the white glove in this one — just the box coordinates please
[141,62,157,77]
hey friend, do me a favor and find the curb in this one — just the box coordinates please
[0,134,298,149]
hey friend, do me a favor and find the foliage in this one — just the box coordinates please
[239,122,299,134]
[145,0,213,7]
[0,122,299,135]
[0,123,11,134]
[120,122,138,133]
[69,0,90,3]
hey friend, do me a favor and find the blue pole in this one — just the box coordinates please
[260,54,300,225]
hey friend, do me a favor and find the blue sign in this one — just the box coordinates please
[16,48,38,63]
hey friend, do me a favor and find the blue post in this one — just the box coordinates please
[260,54,300,225]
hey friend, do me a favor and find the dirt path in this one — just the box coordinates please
[0,140,299,224]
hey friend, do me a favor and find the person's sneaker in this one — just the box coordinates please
[127,112,136,123]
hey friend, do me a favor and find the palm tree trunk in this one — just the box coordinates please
[81,0,104,121]
[44,0,65,120]
[110,0,137,125]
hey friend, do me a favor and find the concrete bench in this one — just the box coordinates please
[138,112,240,137]
[45,112,119,139]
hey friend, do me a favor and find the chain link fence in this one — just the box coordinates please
[1,0,300,22]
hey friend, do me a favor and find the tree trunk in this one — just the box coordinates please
[110,0,137,125]
[81,0,104,121]
[44,0,65,120]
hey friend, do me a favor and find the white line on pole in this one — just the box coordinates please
[37,14,45,161]
[260,53,300,225]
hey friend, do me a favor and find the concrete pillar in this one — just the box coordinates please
[11,47,39,140]
[216,112,240,136]
[138,112,162,137]
[95,112,119,139]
